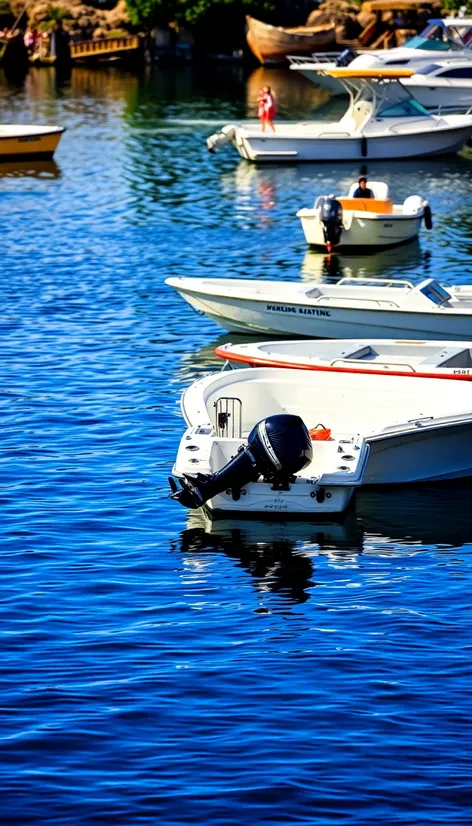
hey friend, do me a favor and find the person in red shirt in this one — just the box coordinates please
[257,86,276,133]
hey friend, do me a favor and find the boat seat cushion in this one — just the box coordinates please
[338,198,393,214]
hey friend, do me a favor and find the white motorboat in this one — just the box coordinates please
[215,339,472,381]
[165,275,472,340]
[296,180,431,251]
[169,378,369,516]
[289,18,472,96]
[206,68,472,163]
[170,367,472,487]
[402,59,472,110]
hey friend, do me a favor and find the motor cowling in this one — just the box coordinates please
[169,414,313,509]
[319,197,343,252]
[336,49,357,67]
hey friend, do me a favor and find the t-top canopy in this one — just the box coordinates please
[324,68,415,78]
[362,0,440,11]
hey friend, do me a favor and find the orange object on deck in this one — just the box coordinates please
[309,424,332,441]
[337,197,393,214]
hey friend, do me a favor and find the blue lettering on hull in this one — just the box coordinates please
[266,304,331,318]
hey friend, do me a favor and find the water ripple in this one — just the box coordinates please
[1,64,472,826]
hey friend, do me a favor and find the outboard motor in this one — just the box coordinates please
[319,197,343,252]
[169,414,313,509]
[336,48,357,67]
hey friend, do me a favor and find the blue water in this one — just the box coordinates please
[2,64,472,825]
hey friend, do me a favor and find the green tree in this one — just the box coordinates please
[442,0,472,12]
[125,0,276,30]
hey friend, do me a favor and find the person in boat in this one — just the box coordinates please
[258,86,276,133]
[352,177,374,199]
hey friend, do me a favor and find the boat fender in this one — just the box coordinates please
[168,414,313,509]
[424,203,433,230]
[361,135,368,158]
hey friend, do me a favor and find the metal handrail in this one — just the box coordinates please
[318,131,351,137]
[337,277,414,288]
[287,53,342,65]
[311,295,401,309]
[330,358,416,372]
[388,117,444,134]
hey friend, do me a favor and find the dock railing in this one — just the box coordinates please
[71,35,141,60]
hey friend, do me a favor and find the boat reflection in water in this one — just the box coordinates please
[178,484,472,606]
[300,240,429,284]
[180,508,362,605]
[0,159,61,179]
[245,67,331,119]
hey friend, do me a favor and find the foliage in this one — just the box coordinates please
[45,4,73,23]
[125,0,276,30]
[442,0,472,11]
[107,27,130,37]
[0,0,11,15]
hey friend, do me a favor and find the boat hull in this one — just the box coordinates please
[203,481,356,516]
[367,419,472,484]
[0,128,64,161]
[404,81,472,111]
[298,209,423,249]
[172,424,368,516]
[171,287,472,340]
[231,124,472,162]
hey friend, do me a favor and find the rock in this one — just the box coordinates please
[19,0,130,38]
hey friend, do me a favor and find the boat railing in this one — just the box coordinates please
[428,104,472,116]
[311,295,401,309]
[317,131,351,138]
[287,53,342,66]
[389,117,446,134]
[337,277,415,288]
[330,358,416,372]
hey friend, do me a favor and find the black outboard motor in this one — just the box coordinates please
[169,414,313,509]
[319,197,343,252]
[336,48,357,67]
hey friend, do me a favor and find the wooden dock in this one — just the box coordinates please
[71,35,142,63]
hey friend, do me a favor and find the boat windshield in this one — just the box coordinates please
[378,98,430,118]
[404,22,472,51]
[415,63,441,75]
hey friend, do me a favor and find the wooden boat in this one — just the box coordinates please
[246,15,336,65]
[215,339,472,381]
[0,125,64,161]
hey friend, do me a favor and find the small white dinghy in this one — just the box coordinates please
[169,378,369,517]
[297,181,431,251]
[215,339,472,381]
[165,276,472,340]
[169,367,472,490]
